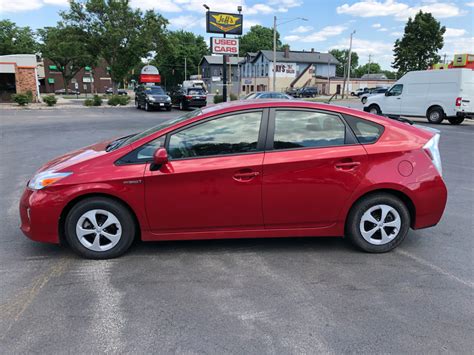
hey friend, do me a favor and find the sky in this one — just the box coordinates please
[1,0,473,70]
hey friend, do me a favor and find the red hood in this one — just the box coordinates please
[37,140,111,173]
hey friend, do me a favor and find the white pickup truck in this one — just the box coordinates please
[364,69,473,125]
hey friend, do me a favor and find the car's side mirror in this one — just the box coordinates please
[150,148,168,171]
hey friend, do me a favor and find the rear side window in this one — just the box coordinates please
[273,110,346,150]
[345,115,384,144]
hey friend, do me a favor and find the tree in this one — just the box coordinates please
[393,11,445,75]
[0,20,38,55]
[329,49,359,77]
[62,0,168,93]
[240,25,281,56]
[152,30,209,89]
[38,25,95,93]
[354,62,382,78]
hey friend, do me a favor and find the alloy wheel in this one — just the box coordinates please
[76,209,122,252]
[359,204,401,245]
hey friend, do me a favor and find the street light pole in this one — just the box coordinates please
[342,30,355,99]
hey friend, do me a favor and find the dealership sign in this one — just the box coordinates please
[139,65,161,83]
[206,12,243,35]
[211,37,239,55]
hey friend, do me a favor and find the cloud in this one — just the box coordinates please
[378,28,388,31]
[444,28,467,37]
[390,31,403,36]
[43,0,68,5]
[243,19,262,30]
[0,0,43,12]
[246,4,274,15]
[329,37,394,68]
[372,23,382,28]
[284,25,347,42]
[290,25,314,33]
[442,36,474,57]
[465,2,474,6]
[169,15,204,29]
[130,0,182,12]
[337,0,464,21]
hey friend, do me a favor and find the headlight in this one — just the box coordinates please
[28,171,72,190]
[147,95,155,101]
[166,96,171,102]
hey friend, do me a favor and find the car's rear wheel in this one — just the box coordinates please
[368,104,381,115]
[427,106,444,124]
[135,99,140,109]
[179,101,185,110]
[346,193,410,253]
[447,117,464,125]
[65,197,136,259]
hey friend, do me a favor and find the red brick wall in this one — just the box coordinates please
[15,67,37,101]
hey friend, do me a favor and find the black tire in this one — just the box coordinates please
[135,99,140,109]
[427,106,445,124]
[65,197,136,259]
[367,104,381,115]
[361,97,367,104]
[345,193,410,253]
[145,102,151,111]
[447,117,464,125]
[179,101,185,110]
[166,106,172,111]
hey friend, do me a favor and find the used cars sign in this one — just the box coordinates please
[211,38,239,55]
[206,11,243,35]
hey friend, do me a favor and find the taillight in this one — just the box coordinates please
[185,95,193,99]
[423,134,442,176]
[455,97,462,106]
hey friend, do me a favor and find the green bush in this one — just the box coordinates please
[84,98,94,106]
[229,93,238,101]
[107,95,130,106]
[92,94,102,106]
[213,95,223,104]
[25,90,33,103]
[43,95,57,106]
[12,93,30,106]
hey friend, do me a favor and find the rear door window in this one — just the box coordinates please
[272,110,346,150]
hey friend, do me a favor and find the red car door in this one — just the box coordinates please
[144,110,266,233]
[262,109,368,228]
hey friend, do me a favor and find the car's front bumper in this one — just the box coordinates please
[19,188,64,244]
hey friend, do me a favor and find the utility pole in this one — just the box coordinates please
[184,57,187,81]
[368,54,372,75]
[222,33,227,102]
[273,15,277,91]
[342,30,355,99]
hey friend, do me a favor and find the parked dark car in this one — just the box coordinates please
[285,87,300,97]
[244,91,294,100]
[135,85,171,111]
[55,88,80,95]
[170,87,207,110]
[298,87,318,98]
[360,87,389,104]
[106,88,128,95]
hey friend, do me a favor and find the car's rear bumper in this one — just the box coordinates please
[19,188,63,244]
[456,111,473,118]
[149,102,171,108]
[186,101,207,108]
[409,176,448,229]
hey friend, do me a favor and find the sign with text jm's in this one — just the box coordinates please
[206,11,243,35]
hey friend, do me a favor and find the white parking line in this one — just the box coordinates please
[396,249,474,289]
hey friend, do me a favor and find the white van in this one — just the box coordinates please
[364,69,473,124]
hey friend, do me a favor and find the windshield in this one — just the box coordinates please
[145,86,165,95]
[116,109,203,149]
[188,88,205,95]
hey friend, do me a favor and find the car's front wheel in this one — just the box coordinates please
[65,197,136,259]
[361,97,367,104]
[427,106,445,124]
[367,104,381,115]
[346,193,410,253]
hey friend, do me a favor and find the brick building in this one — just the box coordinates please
[40,59,113,94]
[0,54,41,102]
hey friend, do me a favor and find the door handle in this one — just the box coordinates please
[233,171,260,182]
[335,162,361,171]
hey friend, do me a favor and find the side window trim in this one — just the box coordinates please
[265,107,358,151]
[164,108,269,161]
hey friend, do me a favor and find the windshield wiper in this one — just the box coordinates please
[106,134,136,152]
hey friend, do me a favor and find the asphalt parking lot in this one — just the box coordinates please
[1,106,473,353]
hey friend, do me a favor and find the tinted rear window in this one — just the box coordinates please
[344,115,384,144]
[188,88,205,95]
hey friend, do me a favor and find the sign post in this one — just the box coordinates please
[205,10,243,102]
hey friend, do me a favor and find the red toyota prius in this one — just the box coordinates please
[20,101,447,259]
